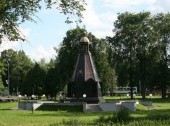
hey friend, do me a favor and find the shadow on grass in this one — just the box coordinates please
[96,109,170,125]
[105,96,170,103]
[36,104,83,112]
[0,109,12,111]
[139,98,170,103]
[20,110,106,118]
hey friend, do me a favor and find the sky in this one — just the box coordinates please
[1,0,170,62]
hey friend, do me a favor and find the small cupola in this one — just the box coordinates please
[80,36,90,52]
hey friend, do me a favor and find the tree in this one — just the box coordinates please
[0,0,86,43]
[57,27,114,95]
[12,50,33,95]
[23,63,46,96]
[153,13,170,98]
[0,61,5,94]
[1,49,17,94]
[0,49,33,95]
[110,12,160,99]
[44,66,60,99]
[42,59,61,99]
[90,38,115,95]
[57,27,85,92]
[0,60,5,84]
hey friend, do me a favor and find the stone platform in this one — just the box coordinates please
[0,97,18,102]
[61,97,105,104]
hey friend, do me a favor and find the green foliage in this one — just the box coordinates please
[23,63,46,96]
[0,61,5,93]
[98,108,132,124]
[0,0,40,42]
[57,26,85,92]
[0,49,33,95]
[90,38,115,94]
[44,67,59,98]
[117,108,132,122]
[57,27,115,95]
[0,0,86,43]
[109,12,170,99]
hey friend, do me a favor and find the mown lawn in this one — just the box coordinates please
[0,96,170,126]
[0,102,104,126]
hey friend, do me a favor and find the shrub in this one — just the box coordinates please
[116,108,132,122]
[98,108,132,124]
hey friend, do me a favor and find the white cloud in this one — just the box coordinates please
[0,27,31,52]
[20,27,31,39]
[0,25,56,63]
[103,0,156,10]
[82,0,117,38]
[148,0,170,13]
[83,0,103,29]
[28,45,56,63]
[102,0,170,13]
[108,0,155,6]
[82,0,170,39]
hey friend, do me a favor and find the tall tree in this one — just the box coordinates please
[23,63,46,96]
[154,13,170,98]
[43,59,60,99]
[0,0,86,43]
[1,49,17,94]
[44,65,61,99]
[111,12,159,99]
[90,38,115,95]
[57,27,114,95]
[0,61,5,94]
[57,27,86,92]
[1,49,33,95]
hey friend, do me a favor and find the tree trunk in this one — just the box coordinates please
[162,83,166,99]
[161,46,168,99]
[141,79,146,99]
[139,57,146,99]
[160,62,167,99]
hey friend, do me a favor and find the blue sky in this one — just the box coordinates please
[1,0,170,62]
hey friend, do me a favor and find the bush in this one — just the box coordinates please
[98,108,132,124]
[116,108,132,122]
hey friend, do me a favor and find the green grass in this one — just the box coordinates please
[0,96,170,126]
[0,102,101,126]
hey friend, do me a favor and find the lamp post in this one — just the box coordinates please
[18,95,22,102]
[31,95,35,114]
[133,94,136,101]
[83,94,86,99]
[126,93,130,99]
[149,93,152,100]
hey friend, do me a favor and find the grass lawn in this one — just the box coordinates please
[0,102,104,126]
[0,96,170,126]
